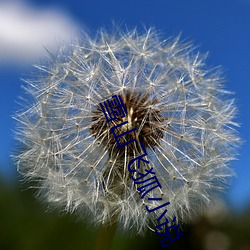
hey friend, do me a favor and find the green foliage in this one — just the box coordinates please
[0,177,250,250]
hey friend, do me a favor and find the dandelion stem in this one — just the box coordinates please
[94,220,118,250]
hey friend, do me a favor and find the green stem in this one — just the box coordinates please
[94,220,117,250]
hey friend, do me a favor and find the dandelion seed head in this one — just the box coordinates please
[14,27,240,233]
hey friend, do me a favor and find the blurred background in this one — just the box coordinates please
[0,0,249,249]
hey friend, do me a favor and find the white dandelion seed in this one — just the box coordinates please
[14,27,240,234]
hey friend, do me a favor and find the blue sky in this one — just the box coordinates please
[0,0,249,210]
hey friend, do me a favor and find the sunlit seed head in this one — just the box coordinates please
[13,27,240,233]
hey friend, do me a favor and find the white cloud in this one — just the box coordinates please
[0,1,78,65]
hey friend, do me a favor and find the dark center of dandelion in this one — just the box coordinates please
[90,90,165,159]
